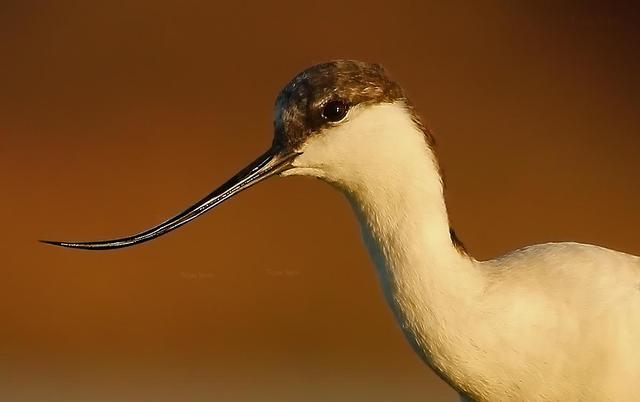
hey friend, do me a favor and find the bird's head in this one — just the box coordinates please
[43,60,436,250]
[274,60,435,189]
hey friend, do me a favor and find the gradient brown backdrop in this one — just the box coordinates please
[2,1,639,401]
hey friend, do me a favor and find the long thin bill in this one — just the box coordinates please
[41,147,299,250]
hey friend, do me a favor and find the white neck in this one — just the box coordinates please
[342,132,485,383]
[288,103,487,389]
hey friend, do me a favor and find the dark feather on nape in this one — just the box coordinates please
[403,100,436,149]
[450,228,468,255]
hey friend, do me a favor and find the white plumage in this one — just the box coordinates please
[286,102,640,401]
[48,61,640,401]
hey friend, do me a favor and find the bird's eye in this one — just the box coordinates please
[321,99,349,122]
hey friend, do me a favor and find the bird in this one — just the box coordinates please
[43,60,640,401]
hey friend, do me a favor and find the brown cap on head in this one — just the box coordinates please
[273,60,407,149]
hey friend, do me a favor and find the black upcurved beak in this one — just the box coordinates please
[41,147,300,250]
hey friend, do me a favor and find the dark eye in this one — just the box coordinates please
[321,99,349,122]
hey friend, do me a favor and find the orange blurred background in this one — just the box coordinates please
[1,2,639,401]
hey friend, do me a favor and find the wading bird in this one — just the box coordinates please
[44,60,640,401]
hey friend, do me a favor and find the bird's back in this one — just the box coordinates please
[470,242,640,400]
